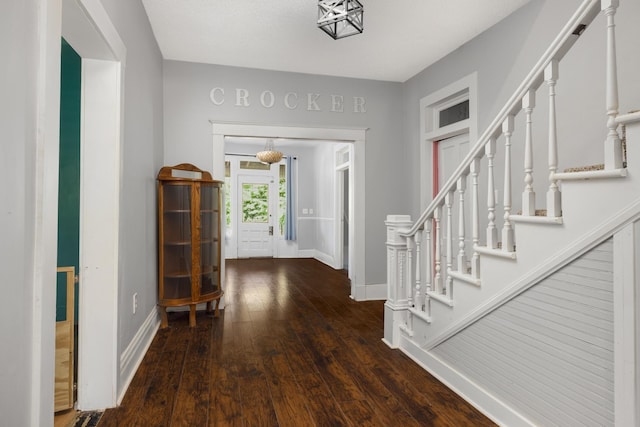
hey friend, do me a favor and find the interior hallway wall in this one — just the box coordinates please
[163,60,406,287]
[98,0,165,398]
[403,0,640,220]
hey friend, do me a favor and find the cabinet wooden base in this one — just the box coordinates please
[159,295,222,328]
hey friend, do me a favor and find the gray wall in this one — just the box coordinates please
[432,239,614,426]
[99,0,165,396]
[163,61,405,284]
[403,0,640,219]
[1,1,50,425]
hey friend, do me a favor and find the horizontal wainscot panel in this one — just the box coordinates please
[432,239,614,427]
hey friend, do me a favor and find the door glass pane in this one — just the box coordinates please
[200,184,219,296]
[242,183,269,223]
[162,184,192,299]
[240,160,270,171]
[439,99,469,128]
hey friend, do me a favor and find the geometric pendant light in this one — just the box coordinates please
[318,0,364,40]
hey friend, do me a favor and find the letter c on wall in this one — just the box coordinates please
[209,87,224,105]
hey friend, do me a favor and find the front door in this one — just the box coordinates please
[436,133,470,195]
[435,133,471,266]
[237,174,275,258]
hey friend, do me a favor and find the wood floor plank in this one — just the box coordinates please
[171,325,213,427]
[99,258,495,427]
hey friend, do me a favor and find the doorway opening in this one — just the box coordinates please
[60,0,126,412]
[211,123,367,300]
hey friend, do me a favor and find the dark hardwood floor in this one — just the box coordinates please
[98,258,495,426]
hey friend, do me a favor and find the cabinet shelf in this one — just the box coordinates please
[164,271,191,278]
[158,163,223,328]
[164,240,192,246]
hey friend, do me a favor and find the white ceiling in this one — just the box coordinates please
[141,0,531,82]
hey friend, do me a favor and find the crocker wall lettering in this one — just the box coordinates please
[209,87,367,113]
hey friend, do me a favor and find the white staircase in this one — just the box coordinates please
[383,1,640,425]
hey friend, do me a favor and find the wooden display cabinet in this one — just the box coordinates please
[157,163,223,327]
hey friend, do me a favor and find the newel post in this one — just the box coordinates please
[383,215,413,348]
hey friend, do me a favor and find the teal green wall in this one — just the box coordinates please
[56,39,81,322]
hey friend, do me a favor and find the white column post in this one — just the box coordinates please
[522,89,536,216]
[602,0,623,169]
[414,230,423,311]
[470,158,481,279]
[545,60,562,217]
[502,116,515,252]
[486,138,498,248]
[383,215,413,348]
[457,176,467,272]
[424,219,433,317]
[434,206,443,293]
[613,221,638,426]
[445,191,454,299]
[406,235,414,308]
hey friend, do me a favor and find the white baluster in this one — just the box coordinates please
[445,190,454,299]
[457,176,467,272]
[406,235,414,307]
[424,219,432,317]
[414,231,422,311]
[434,206,442,294]
[602,0,623,169]
[522,89,536,216]
[502,116,515,252]
[545,60,562,217]
[486,138,498,249]
[470,158,480,279]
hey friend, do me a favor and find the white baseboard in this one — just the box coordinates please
[297,249,315,258]
[118,308,160,404]
[314,250,335,268]
[399,336,535,427]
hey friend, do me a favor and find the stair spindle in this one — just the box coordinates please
[522,89,536,216]
[470,158,480,279]
[602,0,623,169]
[486,138,498,249]
[502,115,515,252]
[406,235,414,307]
[434,206,442,294]
[445,191,454,299]
[545,60,562,217]
[457,176,467,272]
[414,230,422,311]
[424,219,432,316]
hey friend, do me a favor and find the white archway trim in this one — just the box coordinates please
[63,0,126,411]
[211,121,367,300]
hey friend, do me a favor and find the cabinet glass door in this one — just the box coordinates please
[200,183,220,297]
[162,184,192,300]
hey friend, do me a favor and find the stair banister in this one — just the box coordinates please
[603,0,623,169]
[502,116,515,252]
[522,90,536,216]
[399,0,601,239]
[545,60,562,218]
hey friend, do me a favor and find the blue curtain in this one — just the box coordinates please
[285,156,296,240]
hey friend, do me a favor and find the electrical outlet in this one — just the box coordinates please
[309,208,314,215]
[133,293,138,314]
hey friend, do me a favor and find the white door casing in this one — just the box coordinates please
[211,123,367,300]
